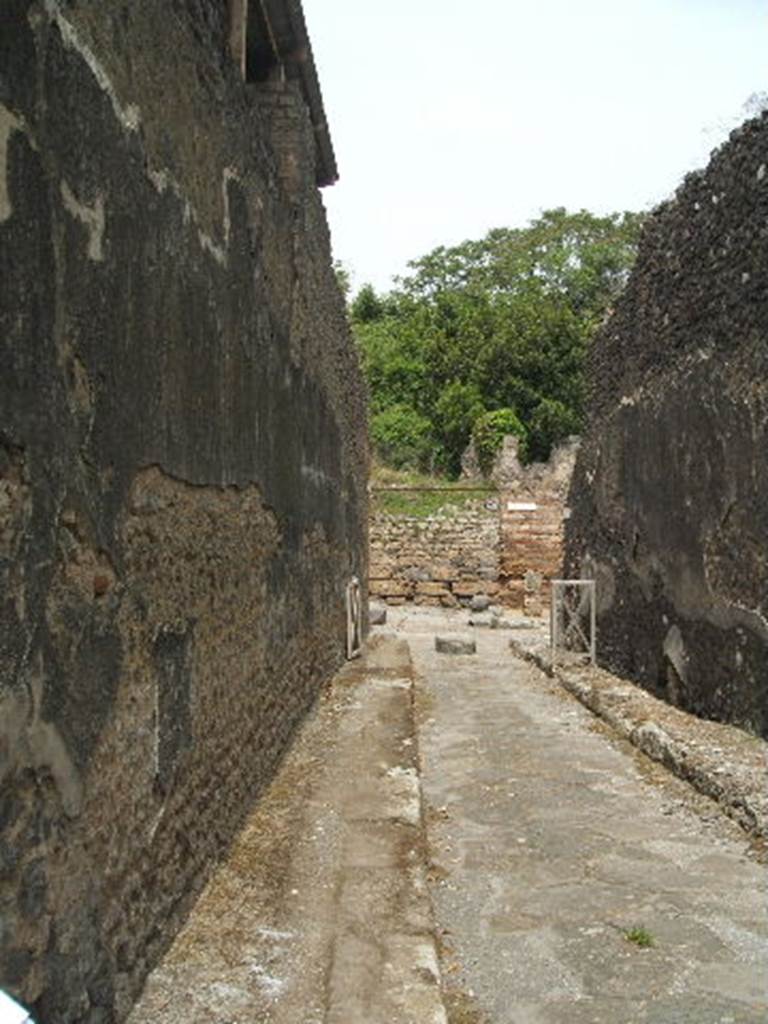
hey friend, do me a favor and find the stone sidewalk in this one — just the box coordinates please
[128,607,767,1023]
[127,635,445,1024]
[506,622,768,845]
[399,606,767,1023]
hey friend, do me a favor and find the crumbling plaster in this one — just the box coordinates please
[565,113,768,737]
[0,1,368,1020]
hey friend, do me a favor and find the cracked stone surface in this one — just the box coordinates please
[127,636,445,1024]
[127,606,766,1024]
[395,606,768,1023]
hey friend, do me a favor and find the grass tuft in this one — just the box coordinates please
[625,926,655,948]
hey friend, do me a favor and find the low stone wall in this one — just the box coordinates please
[369,440,578,610]
[369,498,500,606]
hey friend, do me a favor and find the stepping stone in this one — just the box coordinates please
[435,635,476,655]
[468,613,494,628]
[369,605,387,626]
[492,617,538,631]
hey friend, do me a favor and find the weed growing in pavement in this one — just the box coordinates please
[625,926,655,948]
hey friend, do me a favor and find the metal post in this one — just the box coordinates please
[550,584,557,669]
[346,577,362,660]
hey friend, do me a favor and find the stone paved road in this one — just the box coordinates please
[128,606,767,1023]
[398,607,768,1024]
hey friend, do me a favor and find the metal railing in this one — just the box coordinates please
[345,576,362,659]
[550,579,596,668]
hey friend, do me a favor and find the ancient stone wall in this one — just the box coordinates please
[0,2,368,1020]
[369,441,577,609]
[369,499,500,606]
[498,437,578,612]
[565,113,768,737]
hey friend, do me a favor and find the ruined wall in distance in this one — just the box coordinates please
[497,437,578,613]
[369,439,577,610]
[0,2,368,1020]
[564,113,768,737]
[369,498,500,606]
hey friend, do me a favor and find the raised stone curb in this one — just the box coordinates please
[128,635,449,1024]
[435,636,476,656]
[468,612,542,631]
[468,613,494,628]
[509,636,768,845]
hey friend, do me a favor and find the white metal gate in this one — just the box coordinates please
[345,576,362,660]
[550,579,596,668]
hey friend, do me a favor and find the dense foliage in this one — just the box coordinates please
[352,207,643,475]
[472,408,527,476]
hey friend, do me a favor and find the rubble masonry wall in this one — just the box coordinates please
[0,2,368,1019]
[370,440,577,610]
[565,113,768,737]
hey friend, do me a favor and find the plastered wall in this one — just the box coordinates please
[0,2,368,1019]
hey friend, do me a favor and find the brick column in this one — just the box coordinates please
[500,494,567,608]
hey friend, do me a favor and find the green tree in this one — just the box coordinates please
[355,316,430,415]
[351,283,385,323]
[433,381,486,476]
[472,408,527,477]
[353,208,643,473]
[369,404,434,471]
[525,398,581,464]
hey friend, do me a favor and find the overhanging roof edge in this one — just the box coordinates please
[251,0,339,187]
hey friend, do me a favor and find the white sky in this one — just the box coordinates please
[302,0,766,293]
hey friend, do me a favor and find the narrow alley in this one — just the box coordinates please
[127,608,768,1024]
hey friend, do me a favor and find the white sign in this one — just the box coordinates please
[507,501,538,512]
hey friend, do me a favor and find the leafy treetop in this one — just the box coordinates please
[352,207,643,476]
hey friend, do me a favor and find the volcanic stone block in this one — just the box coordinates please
[369,605,387,626]
[415,581,451,597]
[435,636,477,655]
[468,613,494,628]
[369,579,411,598]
